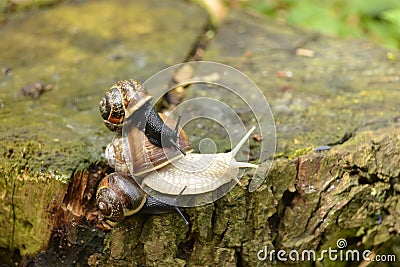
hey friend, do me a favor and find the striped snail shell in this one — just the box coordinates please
[106,113,192,176]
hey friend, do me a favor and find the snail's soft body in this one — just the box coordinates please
[141,126,258,195]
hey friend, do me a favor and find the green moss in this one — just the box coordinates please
[0,164,67,255]
[0,0,207,258]
[275,147,314,160]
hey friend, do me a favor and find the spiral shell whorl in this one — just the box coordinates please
[96,173,147,222]
[112,79,152,119]
[99,79,152,132]
[96,186,124,222]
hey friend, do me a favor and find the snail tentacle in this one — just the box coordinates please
[230,125,256,156]
[141,195,189,225]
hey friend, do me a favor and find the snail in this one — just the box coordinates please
[96,172,188,224]
[103,122,257,200]
[140,126,258,196]
[97,79,258,224]
[97,126,257,223]
[99,79,186,155]
[98,113,192,224]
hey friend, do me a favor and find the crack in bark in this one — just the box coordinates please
[305,167,347,234]
[328,116,400,147]
[11,174,16,253]
[183,20,217,62]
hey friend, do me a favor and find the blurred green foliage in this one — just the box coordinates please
[244,0,400,49]
[0,0,63,22]
[2,0,400,50]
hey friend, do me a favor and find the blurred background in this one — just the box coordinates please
[2,0,399,49]
[242,0,400,50]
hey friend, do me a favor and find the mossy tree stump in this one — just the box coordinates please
[0,1,399,266]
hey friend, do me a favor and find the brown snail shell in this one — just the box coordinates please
[108,113,192,176]
[96,172,190,224]
[99,79,152,131]
[105,132,130,174]
[96,172,147,222]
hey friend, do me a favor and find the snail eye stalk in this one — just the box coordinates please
[169,115,186,155]
[174,206,189,225]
